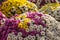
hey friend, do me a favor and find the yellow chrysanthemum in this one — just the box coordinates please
[39,3,60,14]
[15,13,31,30]
[0,0,38,17]
[18,18,31,30]
[18,22,28,30]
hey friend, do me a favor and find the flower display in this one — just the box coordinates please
[0,0,38,18]
[0,12,59,40]
[0,0,60,40]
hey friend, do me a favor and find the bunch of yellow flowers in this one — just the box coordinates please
[0,0,38,17]
[15,13,31,30]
